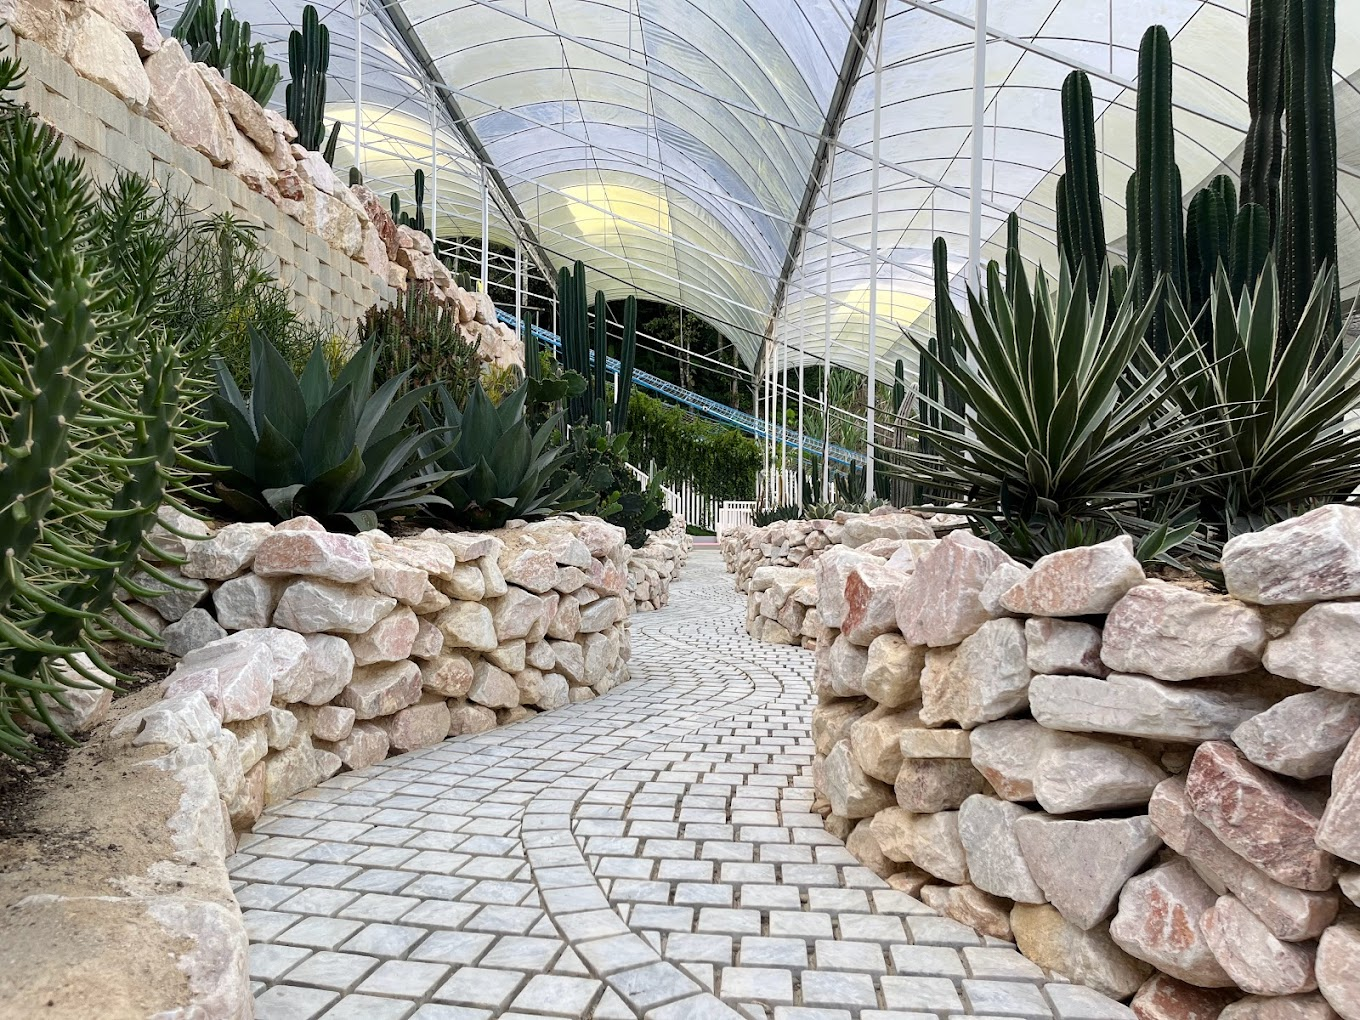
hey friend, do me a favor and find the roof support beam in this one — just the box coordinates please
[766,0,879,341]
[376,0,557,285]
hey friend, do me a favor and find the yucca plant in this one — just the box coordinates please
[1177,259,1360,538]
[206,332,453,531]
[883,259,1210,560]
[420,379,584,530]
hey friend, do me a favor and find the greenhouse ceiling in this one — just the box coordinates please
[163,0,1360,376]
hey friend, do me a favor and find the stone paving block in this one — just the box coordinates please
[510,974,604,1016]
[253,983,339,1020]
[282,951,378,992]
[721,966,796,1005]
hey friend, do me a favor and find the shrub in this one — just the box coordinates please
[557,425,671,548]
[627,391,761,503]
[205,332,452,531]
[361,284,481,410]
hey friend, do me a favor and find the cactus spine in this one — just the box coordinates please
[932,237,965,425]
[1133,25,1183,355]
[286,5,332,154]
[1057,70,1107,298]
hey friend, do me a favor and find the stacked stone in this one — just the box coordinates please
[808,506,1360,1020]
[115,510,632,832]
[2,0,523,370]
[626,517,693,612]
[723,518,840,593]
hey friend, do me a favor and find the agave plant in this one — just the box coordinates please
[1178,259,1360,538]
[420,379,584,530]
[884,259,1211,559]
[206,331,453,531]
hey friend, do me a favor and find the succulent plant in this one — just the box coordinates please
[556,260,638,431]
[172,0,280,105]
[206,330,453,531]
[286,5,334,156]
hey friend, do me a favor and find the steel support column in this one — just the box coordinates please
[865,0,887,498]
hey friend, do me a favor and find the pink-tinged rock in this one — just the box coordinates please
[919,617,1031,729]
[434,600,497,651]
[468,660,519,710]
[1001,536,1146,616]
[254,530,373,583]
[1034,732,1168,814]
[369,556,429,605]
[815,546,885,629]
[550,640,586,684]
[220,78,273,151]
[845,817,902,880]
[419,652,475,698]
[1264,605,1360,696]
[578,596,621,633]
[895,756,987,812]
[899,726,971,759]
[298,633,354,705]
[486,640,526,673]
[1015,814,1162,930]
[438,562,486,600]
[334,661,422,720]
[273,581,396,635]
[850,706,920,784]
[347,606,419,666]
[970,719,1046,802]
[1316,924,1360,1020]
[410,618,444,660]
[1220,996,1338,1020]
[956,794,1047,903]
[1,0,73,51]
[387,539,459,580]
[277,516,325,532]
[920,883,1013,941]
[1110,859,1236,987]
[265,706,298,749]
[897,531,1015,646]
[826,634,870,697]
[554,565,588,595]
[1026,618,1108,677]
[870,807,969,885]
[262,738,321,804]
[1131,974,1241,1020]
[1202,895,1318,995]
[328,721,389,770]
[1031,673,1273,743]
[213,573,282,630]
[842,563,909,645]
[812,699,874,758]
[862,633,926,708]
[447,702,497,736]
[526,640,556,672]
[1317,729,1360,866]
[68,10,150,109]
[979,561,1031,616]
[307,705,355,742]
[547,595,581,640]
[502,549,559,593]
[1186,742,1338,892]
[819,740,896,818]
[486,588,542,643]
[134,565,208,622]
[516,669,568,710]
[1102,582,1267,682]
[1012,903,1154,1000]
[1233,690,1360,780]
[841,513,934,547]
[1222,505,1360,605]
[1151,777,1339,942]
[373,696,451,753]
[183,521,274,579]
[164,641,272,722]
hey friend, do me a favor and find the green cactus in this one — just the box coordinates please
[1240,0,1285,241]
[1230,202,1271,297]
[172,0,278,105]
[892,358,906,415]
[1278,0,1339,342]
[1186,175,1237,343]
[592,291,608,414]
[611,296,637,433]
[932,237,965,424]
[556,260,637,431]
[286,5,332,154]
[1057,70,1107,298]
[349,165,362,187]
[1005,211,1022,305]
[413,168,426,234]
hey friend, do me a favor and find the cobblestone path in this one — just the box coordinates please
[232,549,1127,1020]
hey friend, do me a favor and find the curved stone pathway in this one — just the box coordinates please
[232,550,1125,1020]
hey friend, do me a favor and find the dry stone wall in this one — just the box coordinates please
[775,505,1360,1020]
[110,511,632,835]
[1,4,523,367]
[627,517,693,612]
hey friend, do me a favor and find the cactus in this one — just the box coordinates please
[592,290,608,415]
[172,0,278,105]
[286,5,332,154]
[524,310,540,382]
[348,165,362,187]
[612,296,637,433]
[1240,0,1285,241]
[556,260,637,431]
[1132,25,1184,355]
[1057,70,1107,298]
[413,168,426,234]
[892,358,906,415]
[1278,0,1339,342]
[1005,211,1022,305]
[932,237,965,424]
[1230,202,1271,297]
[1186,175,1237,343]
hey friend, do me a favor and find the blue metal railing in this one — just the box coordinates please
[497,310,865,468]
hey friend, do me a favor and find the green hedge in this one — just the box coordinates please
[627,391,760,502]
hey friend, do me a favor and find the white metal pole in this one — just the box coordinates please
[780,326,788,487]
[514,236,522,336]
[480,165,490,292]
[797,275,806,509]
[823,145,835,502]
[428,92,439,256]
[967,0,989,290]
[866,0,886,498]
[352,0,363,175]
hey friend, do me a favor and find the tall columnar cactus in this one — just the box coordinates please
[1005,211,1022,305]
[611,297,637,433]
[1278,0,1339,342]
[1186,174,1237,342]
[413,168,426,234]
[592,290,609,425]
[286,5,331,154]
[1057,70,1107,299]
[932,238,965,424]
[1240,0,1286,241]
[1230,202,1271,297]
[556,261,637,431]
[1132,25,1184,356]
[892,359,906,415]
[172,0,279,105]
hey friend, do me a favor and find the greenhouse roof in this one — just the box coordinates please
[168,0,1360,376]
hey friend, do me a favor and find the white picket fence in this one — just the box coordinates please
[627,465,722,532]
[716,501,756,537]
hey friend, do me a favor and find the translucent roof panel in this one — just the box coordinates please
[773,0,1360,379]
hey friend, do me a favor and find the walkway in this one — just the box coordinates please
[232,551,1111,1020]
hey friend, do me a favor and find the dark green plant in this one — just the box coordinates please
[627,391,761,503]
[556,260,637,430]
[557,425,670,547]
[349,165,363,187]
[1240,0,1285,240]
[362,285,481,408]
[1056,70,1106,301]
[419,379,583,530]
[891,359,906,415]
[0,52,215,757]
[171,0,280,105]
[286,5,335,157]
[206,332,452,531]
[753,503,802,527]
